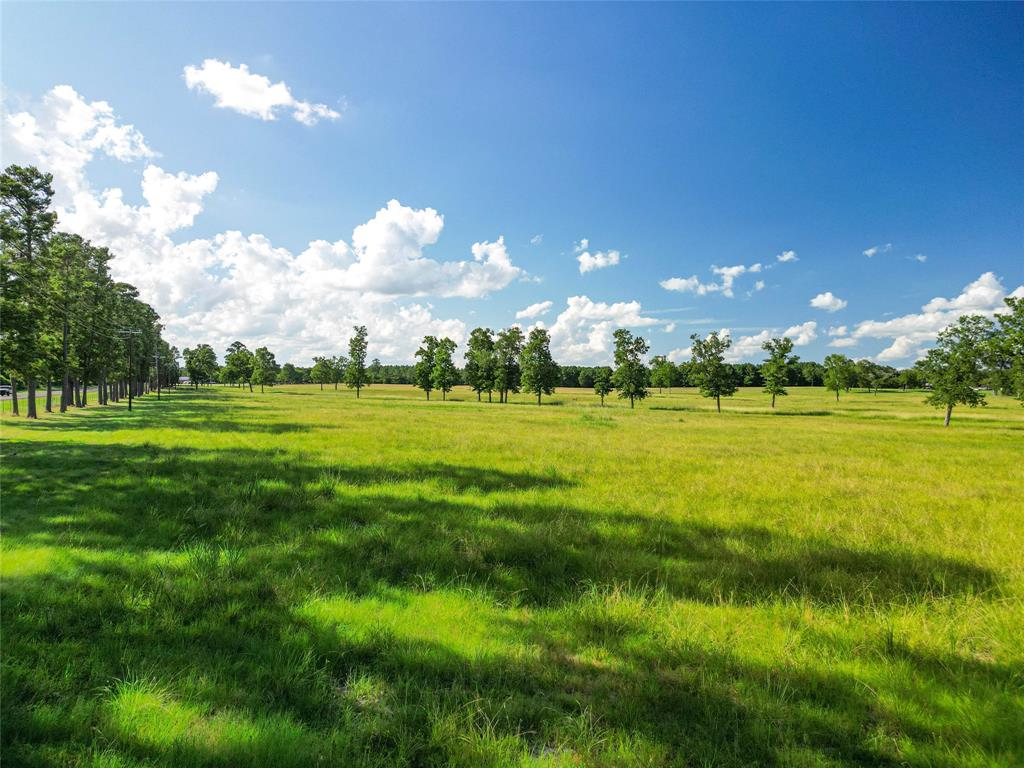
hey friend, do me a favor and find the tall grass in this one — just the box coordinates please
[2,385,1022,766]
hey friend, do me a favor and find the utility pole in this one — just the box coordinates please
[119,329,142,411]
[153,351,162,400]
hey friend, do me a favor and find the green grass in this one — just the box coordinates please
[2,384,1022,767]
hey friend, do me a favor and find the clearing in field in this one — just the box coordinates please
[2,385,1022,767]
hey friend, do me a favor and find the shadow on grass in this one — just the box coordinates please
[0,439,998,608]
[10,388,320,435]
[1,433,1016,766]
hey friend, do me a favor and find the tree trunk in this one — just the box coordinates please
[426,390,430,400]
[82,379,88,406]
[835,390,839,402]
[944,404,952,427]
[319,382,323,391]
[46,380,53,412]
[26,377,38,418]
[74,380,82,407]
[10,378,19,416]
[442,390,447,401]
[477,391,481,402]
[600,393,605,406]
[771,393,776,408]
[249,381,253,393]
[716,394,721,413]
[488,392,492,403]
[630,395,635,409]
[356,387,360,398]
[537,391,541,405]
[60,315,70,413]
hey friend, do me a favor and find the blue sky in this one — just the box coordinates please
[3,2,1022,365]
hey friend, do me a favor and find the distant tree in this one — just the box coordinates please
[252,346,279,392]
[415,335,439,399]
[224,341,255,391]
[280,363,300,384]
[310,356,333,390]
[690,331,736,413]
[593,367,613,405]
[855,358,888,393]
[329,355,347,390]
[464,327,496,402]
[650,355,673,393]
[520,328,559,405]
[797,361,825,386]
[761,336,795,408]
[675,360,693,387]
[898,367,923,391]
[611,329,650,409]
[345,325,369,397]
[735,362,762,387]
[369,357,383,384]
[990,297,1024,403]
[183,344,218,388]
[493,327,525,403]
[431,337,457,400]
[823,354,855,401]
[922,315,993,426]
[577,368,596,389]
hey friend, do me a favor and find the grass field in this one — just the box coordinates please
[2,384,1022,767]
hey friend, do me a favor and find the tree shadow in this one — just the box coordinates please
[0,439,997,609]
[1,435,1014,766]
[11,390,319,435]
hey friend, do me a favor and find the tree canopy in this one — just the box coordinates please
[690,331,736,413]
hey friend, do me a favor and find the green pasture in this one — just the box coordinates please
[2,385,1022,767]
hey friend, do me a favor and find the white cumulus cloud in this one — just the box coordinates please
[515,300,553,320]
[810,291,848,312]
[2,84,153,201]
[184,59,340,125]
[718,320,817,362]
[660,262,763,299]
[2,83,531,363]
[776,250,798,263]
[851,272,1023,362]
[575,238,622,274]
[546,296,659,364]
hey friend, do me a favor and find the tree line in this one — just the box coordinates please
[5,162,1020,426]
[1,165,180,417]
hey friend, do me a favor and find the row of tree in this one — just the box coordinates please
[182,302,1022,427]
[1,165,179,418]
[182,327,371,397]
[6,163,1019,426]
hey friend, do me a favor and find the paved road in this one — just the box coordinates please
[1,386,99,402]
